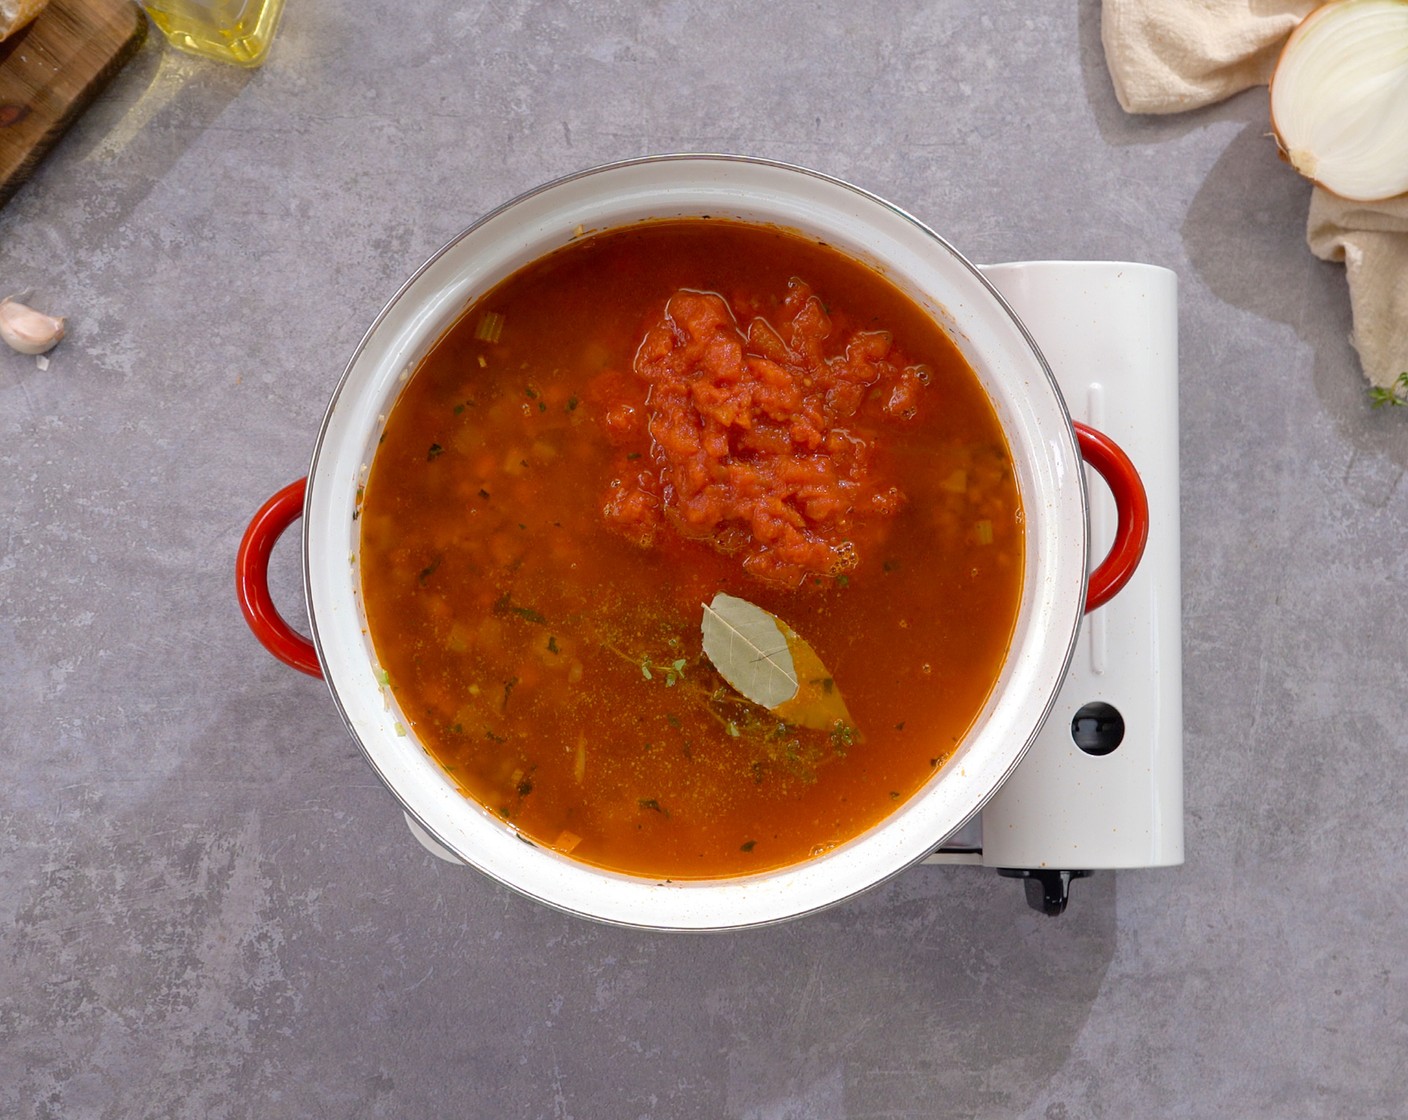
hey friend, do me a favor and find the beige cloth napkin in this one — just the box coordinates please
[1102,0,1408,389]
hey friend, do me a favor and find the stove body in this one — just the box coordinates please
[923,261,1184,913]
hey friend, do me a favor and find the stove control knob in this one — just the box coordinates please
[1071,701,1124,755]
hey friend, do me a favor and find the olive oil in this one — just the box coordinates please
[143,0,285,68]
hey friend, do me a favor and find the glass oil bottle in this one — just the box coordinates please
[142,0,286,68]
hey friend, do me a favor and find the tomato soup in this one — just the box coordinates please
[357,219,1023,880]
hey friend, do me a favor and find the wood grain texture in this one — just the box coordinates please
[0,0,145,207]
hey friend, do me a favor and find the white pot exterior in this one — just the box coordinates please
[303,155,1088,930]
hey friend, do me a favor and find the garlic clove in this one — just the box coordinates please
[1270,0,1408,203]
[0,296,66,355]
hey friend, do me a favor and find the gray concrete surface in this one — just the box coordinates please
[3,2,1405,1117]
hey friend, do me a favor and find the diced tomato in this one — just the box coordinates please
[597,281,930,586]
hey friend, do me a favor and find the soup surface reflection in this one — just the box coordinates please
[358,219,1023,879]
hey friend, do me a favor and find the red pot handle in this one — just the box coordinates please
[1073,421,1149,613]
[236,477,323,678]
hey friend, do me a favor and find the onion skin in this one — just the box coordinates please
[1270,0,1408,202]
[0,0,50,44]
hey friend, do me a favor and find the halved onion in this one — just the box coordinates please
[1270,0,1408,202]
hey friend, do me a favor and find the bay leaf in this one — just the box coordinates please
[773,629,854,732]
[700,593,798,709]
[700,593,855,732]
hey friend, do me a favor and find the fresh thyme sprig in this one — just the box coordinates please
[640,653,688,687]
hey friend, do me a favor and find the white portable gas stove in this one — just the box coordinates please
[404,259,1185,918]
[921,260,1184,914]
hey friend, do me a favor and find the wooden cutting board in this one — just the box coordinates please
[0,0,146,207]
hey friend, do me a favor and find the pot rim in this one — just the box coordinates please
[301,153,1087,930]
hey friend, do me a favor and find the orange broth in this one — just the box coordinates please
[357,219,1023,879]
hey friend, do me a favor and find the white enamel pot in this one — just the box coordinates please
[236,155,1148,930]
